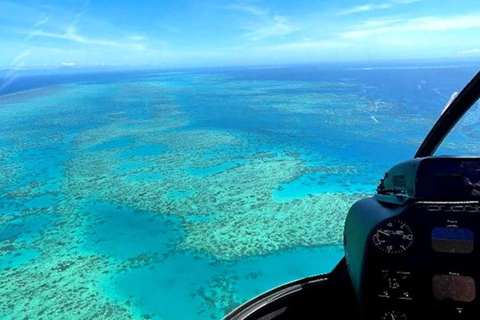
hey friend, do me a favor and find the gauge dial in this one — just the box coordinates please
[380,310,408,320]
[372,219,414,254]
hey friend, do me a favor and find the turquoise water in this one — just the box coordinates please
[0,213,55,242]
[186,160,245,177]
[89,137,135,152]
[0,63,478,319]
[81,202,182,260]
[120,144,165,158]
[0,249,40,269]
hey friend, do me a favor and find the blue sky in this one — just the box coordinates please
[1,0,480,68]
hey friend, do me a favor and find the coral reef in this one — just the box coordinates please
[0,69,393,319]
[0,199,136,319]
[65,117,367,260]
[179,192,364,260]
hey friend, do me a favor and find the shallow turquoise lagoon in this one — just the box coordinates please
[0,64,478,319]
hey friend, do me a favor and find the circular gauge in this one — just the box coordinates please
[380,310,408,320]
[372,219,414,254]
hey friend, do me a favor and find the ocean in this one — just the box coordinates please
[0,62,478,319]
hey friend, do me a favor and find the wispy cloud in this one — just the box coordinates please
[24,15,51,41]
[410,15,480,31]
[29,28,145,49]
[128,35,147,41]
[226,4,268,16]
[338,3,392,15]
[245,15,298,41]
[362,18,403,27]
[341,14,480,38]
[394,0,421,3]
[34,17,50,28]
[25,1,145,51]
[338,0,420,16]
[458,48,480,55]
[267,39,348,51]
[224,2,298,41]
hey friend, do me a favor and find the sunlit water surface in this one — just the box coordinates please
[0,63,478,319]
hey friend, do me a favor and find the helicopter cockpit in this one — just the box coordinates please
[224,70,480,320]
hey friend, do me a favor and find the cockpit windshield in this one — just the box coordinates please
[437,98,480,156]
[1,1,480,319]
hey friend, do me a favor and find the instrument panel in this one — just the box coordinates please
[371,219,414,254]
[363,202,480,320]
[344,157,480,320]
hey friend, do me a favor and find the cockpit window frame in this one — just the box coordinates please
[415,70,480,158]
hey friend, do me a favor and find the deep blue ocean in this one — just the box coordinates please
[0,62,479,319]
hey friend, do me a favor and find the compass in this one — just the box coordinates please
[372,219,414,254]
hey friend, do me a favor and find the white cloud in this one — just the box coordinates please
[341,14,480,39]
[34,17,50,28]
[458,48,480,55]
[338,3,392,16]
[410,15,480,31]
[128,35,146,41]
[393,0,420,3]
[363,18,403,27]
[268,39,348,51]
[223,3,298,41]
[338,0,420,16]
[25,0,144,51]
[29,28,145,49]
[245,15,298,40]
[226,4,268,16]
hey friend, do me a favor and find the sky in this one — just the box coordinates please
[1,0,480,68]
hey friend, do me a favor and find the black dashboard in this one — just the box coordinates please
[345,156,480,320]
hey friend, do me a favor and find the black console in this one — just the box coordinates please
[345,157,480,320]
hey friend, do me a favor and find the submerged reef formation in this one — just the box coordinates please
[180,192,361,260]
[0,72,382,319]
[66,112,367,260]
[0,198,138,319]
[195,273,243,318]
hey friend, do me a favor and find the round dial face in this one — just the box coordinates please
[380,310,408,320]
[372,219,414,254]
